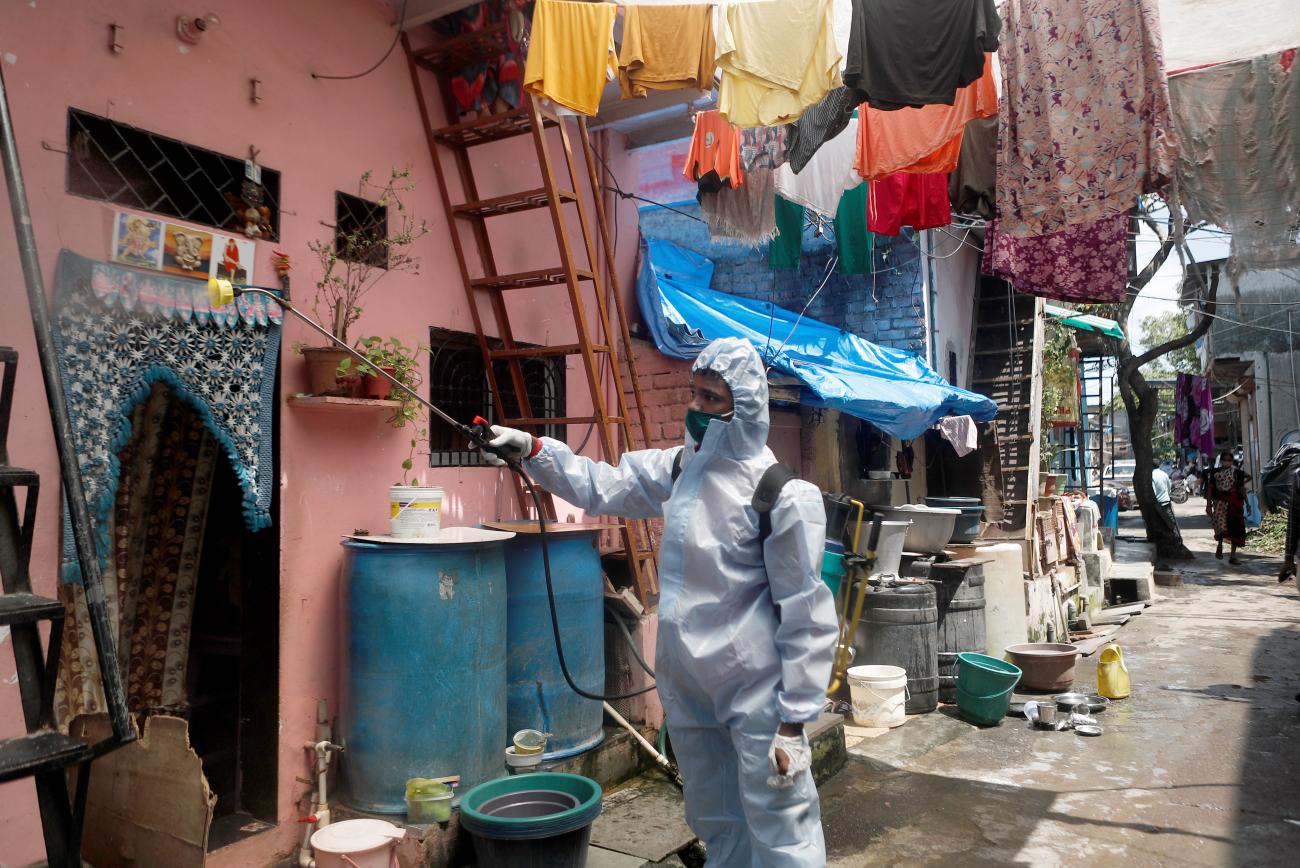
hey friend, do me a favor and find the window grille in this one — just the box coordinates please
[65,108,280,240]
[334,192,388,268]
[428,329,567,467]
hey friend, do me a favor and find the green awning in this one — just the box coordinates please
[1044,304,1124,340]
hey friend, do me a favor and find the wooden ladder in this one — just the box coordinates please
[403,36,659,603]
[968,277,1045,536]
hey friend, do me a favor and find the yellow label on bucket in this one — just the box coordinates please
[390,500,442,518]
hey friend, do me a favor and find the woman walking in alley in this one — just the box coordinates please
[1207,450,1249,564]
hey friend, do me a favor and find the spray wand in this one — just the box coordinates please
[208,279,655,703]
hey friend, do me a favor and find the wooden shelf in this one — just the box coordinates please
[288,395,402,410]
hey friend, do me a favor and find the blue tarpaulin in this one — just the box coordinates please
[636,238,998,440]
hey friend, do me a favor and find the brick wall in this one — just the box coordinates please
[623,338,692,451]
[637,202,927,355]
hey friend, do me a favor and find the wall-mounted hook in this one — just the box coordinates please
[250,78,263,105]
[109,23,125,54]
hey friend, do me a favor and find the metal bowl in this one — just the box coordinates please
[1053,693,1110,714]
[1074,724,1103,737]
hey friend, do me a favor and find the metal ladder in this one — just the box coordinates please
[2,60,134,866]
[402,33,659,603]
[968,276,1045,535]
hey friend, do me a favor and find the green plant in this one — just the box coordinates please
[339,335,429,425]
[309,168,430,344]
[1040,320,1075,473]
[338,335,432,484]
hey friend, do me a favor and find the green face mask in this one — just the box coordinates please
[686,408,731,443]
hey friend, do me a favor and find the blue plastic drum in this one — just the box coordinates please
[338,529,513,813]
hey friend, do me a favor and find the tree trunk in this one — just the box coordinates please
[1120,368,1193,560]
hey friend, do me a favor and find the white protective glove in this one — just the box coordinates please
[482,425,535,466]
[767,730,811,789]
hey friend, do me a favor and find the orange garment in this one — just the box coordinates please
[682,110,744,188]
[855,55,997,180]
[618,4,717,99]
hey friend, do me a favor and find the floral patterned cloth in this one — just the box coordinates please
[995,0,1178,236]
[56,384,217,725]
[981,214,1128,302]
[52,250,281,581]
[739,125,788,171]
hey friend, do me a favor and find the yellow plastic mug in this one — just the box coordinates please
[1097,643,1131,699]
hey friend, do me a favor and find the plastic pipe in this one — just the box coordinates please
[603,702,682,789]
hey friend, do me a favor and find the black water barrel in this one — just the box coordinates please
[931,562,988,703]
[853,583,938,713]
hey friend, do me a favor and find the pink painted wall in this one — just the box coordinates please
[0,1,646,863]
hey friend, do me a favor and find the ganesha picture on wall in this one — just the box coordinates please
[163,223,213,279]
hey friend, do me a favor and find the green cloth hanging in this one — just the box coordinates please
[834,183,872,275]
[768,195,804,270]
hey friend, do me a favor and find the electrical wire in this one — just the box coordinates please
[312,0,409,81]
[766,255,838,368]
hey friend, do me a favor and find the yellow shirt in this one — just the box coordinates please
[617,3,717,99]
[523,0,617,116]
[716,0,842,128]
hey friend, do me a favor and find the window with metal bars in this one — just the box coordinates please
[428,328,567,467]
[65,108,280,240]
[334,192,387,268]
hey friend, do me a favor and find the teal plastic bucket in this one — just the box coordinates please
[955,653,1022,726]
[955,684,1016,726]
[460,773,601,868]
[821,550,846,600]
[956,652,1022,694]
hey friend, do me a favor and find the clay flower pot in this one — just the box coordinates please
[362,366,398,400]
[302,346,357,396]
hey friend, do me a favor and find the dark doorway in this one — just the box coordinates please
[188,453,280,849]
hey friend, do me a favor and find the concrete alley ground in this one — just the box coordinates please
[818,497,1300,867]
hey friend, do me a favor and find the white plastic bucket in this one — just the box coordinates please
[389,485,443,538]
[311,819,402,868]
[847,664,909,728]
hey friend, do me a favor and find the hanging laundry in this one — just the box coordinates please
[617,3,716,99]
[683,110,745,191]
[1192,375,1215,457]
[769,196,805,269]
[785,87,859,175]
[1169,50,1300,278]
[867,172,950,236]
[855,56,996,180]
[776,114,859,217]
[716,0,841,128]
[948,116,997,219]
[981,215,1128,303]
[739,125,788,172]
[844,0,1000,110]
[938,415,979,457]
[834,183,873,275]
[701,169,778,247]
[996,0,1177,236]
[523,0,617,116]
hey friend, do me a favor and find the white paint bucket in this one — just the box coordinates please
[310,819,402,868]
[389,485,443,539]
[847,664,909,728]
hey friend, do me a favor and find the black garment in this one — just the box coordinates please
[844,0,1001,111]
[1284,466,1300,559]
[948,116,998,219]
[784,87,858,175]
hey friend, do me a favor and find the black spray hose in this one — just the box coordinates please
[510,461,658,702]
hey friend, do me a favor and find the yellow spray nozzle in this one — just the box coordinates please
[208,277,235,308]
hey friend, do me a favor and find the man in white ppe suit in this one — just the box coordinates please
[485,337,839,866]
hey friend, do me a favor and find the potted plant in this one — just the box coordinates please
[302,168,429,395]
[339,335,427,402]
